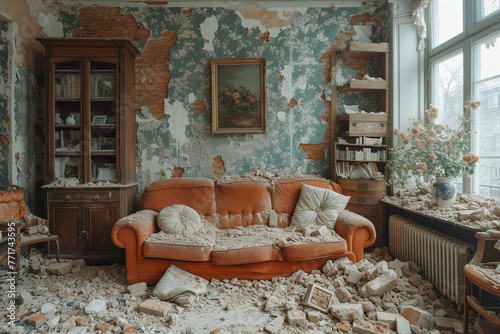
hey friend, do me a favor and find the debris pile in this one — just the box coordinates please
[384,184,500,229]
[0,247,492,333]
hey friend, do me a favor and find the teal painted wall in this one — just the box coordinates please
[0,2,390,211]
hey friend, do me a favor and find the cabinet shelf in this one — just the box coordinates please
[336,159,386,163]
[91,150,116,156]
[56,98,80,102]
[339,132,389,137]
[338,80,389,91]
[336,142,387,148]
[55,151,80,156]
[336,42,389,58]
[55,125,80,129]
[91,97,115,102]
[90,124,116,128]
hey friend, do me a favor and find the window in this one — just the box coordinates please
[431,0,463,48]
[431,51,464,129]
[429,0,500,199]
[479,0,500,20]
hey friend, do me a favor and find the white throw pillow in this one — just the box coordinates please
[157,204,202,235]
[290,183,350,229]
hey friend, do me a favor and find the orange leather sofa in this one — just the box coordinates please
[111,177,376,284]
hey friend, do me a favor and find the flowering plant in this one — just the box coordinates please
[388,101,481,187]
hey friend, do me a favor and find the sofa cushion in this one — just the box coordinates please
[282,240,348,261]
[143,242,213,262]
[141,178,216,223]
[272,178,339,227]
[143,222,216,261]
[211,245,281,265]
[215,180,272,229]
[157,205,202,235]
[290,183,350,229]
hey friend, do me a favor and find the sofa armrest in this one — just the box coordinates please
[111,209,158,260]
[335,210,376,262]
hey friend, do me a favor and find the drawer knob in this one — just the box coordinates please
[64,196,70,201]
[93,195,100,201]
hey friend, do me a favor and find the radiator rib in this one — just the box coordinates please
[389,214,474,306]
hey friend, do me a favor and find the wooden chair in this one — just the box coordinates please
[463,231,500,333]
[0,185,59,279]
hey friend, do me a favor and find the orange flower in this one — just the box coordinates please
[429,153,437,162]
[394,128,400,136]
[462,154,473,163]
[468,152,479,162]
[417,162,427,171]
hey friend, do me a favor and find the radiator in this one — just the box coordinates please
[389,214,474,306]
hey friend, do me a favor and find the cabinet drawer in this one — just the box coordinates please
[47,190,120,202]
[344,191,385,206]
[339,179,386,192]
[346,203,383,218]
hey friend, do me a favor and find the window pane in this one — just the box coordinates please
[432,52,464,130]
[474,33,500,200]
[478,0,500,20]
[432,0,463,47]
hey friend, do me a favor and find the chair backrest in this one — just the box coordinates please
[0,185,28,220]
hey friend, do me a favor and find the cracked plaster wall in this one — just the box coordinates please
[1,1,390,209]
[0,0,47,213]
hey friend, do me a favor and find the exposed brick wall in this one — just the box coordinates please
[73,6,150,40]
[135,31,178,118]
[72,6,178,119]
[299,143,325,162]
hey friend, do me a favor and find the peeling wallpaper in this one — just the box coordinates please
[0,1,390,212]
[0,0,47,211]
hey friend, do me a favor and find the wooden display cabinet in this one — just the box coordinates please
[38,38,139,263]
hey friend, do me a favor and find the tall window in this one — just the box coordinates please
[429,0,500,199]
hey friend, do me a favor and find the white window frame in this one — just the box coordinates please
[427,0,500,194]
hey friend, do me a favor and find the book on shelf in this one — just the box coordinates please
[337,137,384,145]
[335,146,386,161]
[336,161,382,179]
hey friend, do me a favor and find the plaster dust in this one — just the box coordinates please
[1,247,476,334]
[213,223,342,251]
[41,178,126,188]
[215,169,331,189]
[384,183,500,230]
[146,220,217,246]
[145,220,342,250]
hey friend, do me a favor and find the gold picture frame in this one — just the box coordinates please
[211,58,266,134]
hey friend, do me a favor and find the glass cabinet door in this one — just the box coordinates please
[54,60,82,180]
[88,60,118,182]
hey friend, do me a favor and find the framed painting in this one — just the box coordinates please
[211,58,266,134]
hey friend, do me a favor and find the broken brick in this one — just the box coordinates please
[287,309,306,327]
[96,323,110,331]
[139,300,171,317]
[26,313,47,328]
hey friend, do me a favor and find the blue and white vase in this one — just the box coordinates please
[431,176,457,208]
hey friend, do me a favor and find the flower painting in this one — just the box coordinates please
[211,58,266,134]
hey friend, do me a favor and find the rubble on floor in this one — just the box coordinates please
[0,248,488,333]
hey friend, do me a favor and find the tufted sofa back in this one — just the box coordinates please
[140,177,343,229]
